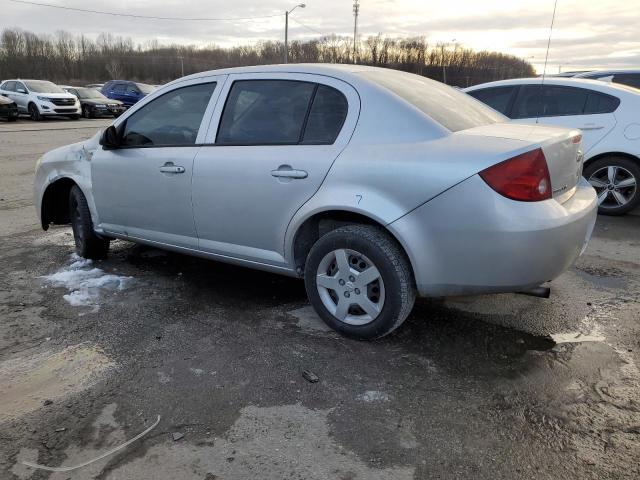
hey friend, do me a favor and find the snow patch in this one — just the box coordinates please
[42,254,133,311]
[357,390,391,402]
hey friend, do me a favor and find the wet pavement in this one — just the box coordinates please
[1,120,639,479]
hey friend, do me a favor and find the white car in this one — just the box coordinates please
[0,79,81,121]
[574,69,640,90]
[465,78,640,215]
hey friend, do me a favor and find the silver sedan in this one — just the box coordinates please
[34,64,597,339]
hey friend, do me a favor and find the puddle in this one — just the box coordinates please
[357,390,391,403]
[0,344,115,423]
[551,332,606,344]
[41,254,133,311]
[105,404,415,479]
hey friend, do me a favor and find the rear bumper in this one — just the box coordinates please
[388,175,597,297]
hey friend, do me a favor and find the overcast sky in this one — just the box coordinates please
[3,0,639,72]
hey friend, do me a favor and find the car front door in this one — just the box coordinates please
[13,82,29,112]
[191,73,359,268]
[91,78,222,248]
[511,85,618,154]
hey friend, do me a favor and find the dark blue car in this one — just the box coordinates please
[101,80,155,108]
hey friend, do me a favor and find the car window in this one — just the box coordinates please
[302,85,348,144]
[2,81,16,92]
[359,69,504,132]
[216,80,316,145]
[15,82,27,93]
[584,92,620,114]
[512,85,589,118]
[113,84,126,93]
[467,86,516,115]
[126,84,140,95]
[613,74,640,89]
[65,88,78,97]
[121,82,217,147]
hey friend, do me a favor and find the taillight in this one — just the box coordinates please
[479,148,551,202]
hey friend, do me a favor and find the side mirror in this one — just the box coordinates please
[100,125,122,149]
[16,88,27,94]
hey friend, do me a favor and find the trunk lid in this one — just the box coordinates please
[463,123,584,202]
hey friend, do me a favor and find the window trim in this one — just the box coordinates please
[214,79,349,147]
[112,81,219,150]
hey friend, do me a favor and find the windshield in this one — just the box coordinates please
[24,80,65,94]
[73,87,107,99]
[136,83,155,94]
[359,69,505,132]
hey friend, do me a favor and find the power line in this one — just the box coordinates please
[289,17,328,36]
[7,0,282,21]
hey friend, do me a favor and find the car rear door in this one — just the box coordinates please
[91,77,223,248]
[191,73,359,268]
[511,84,617,154]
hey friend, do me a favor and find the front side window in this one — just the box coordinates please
[467,86,517,116]
[126,84,140,95]
[121,82,217,147]
[513,85,589,118]
[217,80,316,145]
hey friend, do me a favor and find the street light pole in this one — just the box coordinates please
[284,3,306,64]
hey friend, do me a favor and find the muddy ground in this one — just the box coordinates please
[1,118,639,479]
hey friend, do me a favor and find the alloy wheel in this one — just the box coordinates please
[315,248,385,325]
[588,165,637,210]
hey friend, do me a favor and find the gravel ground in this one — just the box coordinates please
[1,117,639,479]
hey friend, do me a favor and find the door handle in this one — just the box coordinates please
[159,163,185,174]
[271,165,308,179]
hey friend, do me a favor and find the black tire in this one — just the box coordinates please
[82,105,92,118]
[69,185,110,259]
[304,225,416,340]
[584,156,640,216]
[28,103,41,121]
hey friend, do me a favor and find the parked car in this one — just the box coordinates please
[465,77,640,215]
[85,83,104,90]
[0,94,18,121]
[101,80,155,108]
[574,69,640,90]
[35,65,596,339]
[62,86,126,118]
[0,79,80,120]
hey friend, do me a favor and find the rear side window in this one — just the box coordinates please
[467,86,516,115]
[584,92,620,114]
[359,69,504,132]
[513,85,588,118]
[122,82,216,147]
[302,85,348,144]
[613,74,640,89]
[2,81,16,92]
[216,80,316,145]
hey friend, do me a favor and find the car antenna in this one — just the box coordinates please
[538,0,559,124]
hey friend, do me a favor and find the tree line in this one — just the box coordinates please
[0,28,535,87]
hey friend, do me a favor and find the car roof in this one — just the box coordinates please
[575,69,640,77]
[464,77,640,98]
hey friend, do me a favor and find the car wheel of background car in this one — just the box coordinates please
[28,103,41,121]
[304,224,416,340]
[82,106,92,119]
[584,156,640,216]
[69,185,110,259]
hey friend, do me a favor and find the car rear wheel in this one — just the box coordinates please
[69,186,110,259]
[584,156,640,216]
[28,103,41,121]
[304,225,415,340]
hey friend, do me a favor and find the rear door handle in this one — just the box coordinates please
[159,163,185,174]
[271,166,308,179]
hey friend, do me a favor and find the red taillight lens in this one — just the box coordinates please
[479,148,551,202]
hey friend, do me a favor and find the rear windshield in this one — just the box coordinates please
[24,80,65,93]
[359,69,505,132]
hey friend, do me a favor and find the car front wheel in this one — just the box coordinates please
[584,156,640,216]
[28,103,41,121]
[69,185,110,259]
[304,225,416,340]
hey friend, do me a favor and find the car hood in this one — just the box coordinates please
[37,93,78,100]
[0,95,15,105]
[82,98,123,106]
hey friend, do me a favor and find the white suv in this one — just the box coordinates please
[0,79,81,120]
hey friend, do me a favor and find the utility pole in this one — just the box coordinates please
[178,56,184,77]
[352,0,360,63]
[284,3,306,64]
